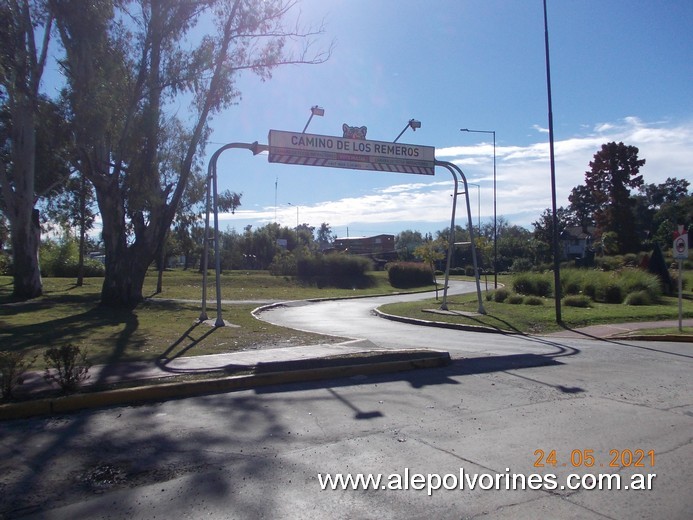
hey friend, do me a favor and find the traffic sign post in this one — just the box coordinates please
[673,226,689,332]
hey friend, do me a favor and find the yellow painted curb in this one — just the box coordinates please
[0,352,451,421]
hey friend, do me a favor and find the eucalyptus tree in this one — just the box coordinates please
[0,0,53,299]
[51,0,330,307]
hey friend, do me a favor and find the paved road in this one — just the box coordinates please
[1,284,691,519]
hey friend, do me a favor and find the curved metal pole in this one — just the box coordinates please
[435,160,485,315]
[200,142,267,327]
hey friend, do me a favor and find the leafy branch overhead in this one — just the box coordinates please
[45,0,332,307]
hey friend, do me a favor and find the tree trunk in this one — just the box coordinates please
[100,249,149,307]
[3,102,42,300]
[11,208,42,300]
[95,177,149,307]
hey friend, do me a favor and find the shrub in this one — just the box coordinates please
[0,253,11,275]
[268,250,296,276]
[563,295,591,308]
[0,351,38,400]
[297,254,373,288]
[624,290,652,306]
[507,294,524,304]
[524,296,544,306]
[513,273,552,297]
[618,268,662,302]
[604,284,623,304]
[387,262,434,288]
[43,345,91,394]
[595,256,621,272]
[464,265,476,277]
[560,269,586,295]
[493,288,510,303]
[40,236,106,277]
[510,258,533,273]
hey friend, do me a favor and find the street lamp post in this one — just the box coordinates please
[393,119,421,143]
[467,183,481,231]
[288,202,299,243]
[460,128,497,288]
[302,105,324,133]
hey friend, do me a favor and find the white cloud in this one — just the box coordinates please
[219,117,693,233]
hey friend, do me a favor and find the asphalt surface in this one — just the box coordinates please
[1,281,690,421]
[0,281,691,519]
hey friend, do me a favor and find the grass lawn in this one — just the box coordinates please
[1,270,691,371]
[380,274,693,335]
[0,270,436,368]
[0,269,427,368]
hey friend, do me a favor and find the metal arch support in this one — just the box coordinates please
[435,160,486,315]
[200,141,268,327]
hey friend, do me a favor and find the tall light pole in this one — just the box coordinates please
[468,183,481,231]
[460,128,497,287]
[543,0,561,323]
[288,202,299,244]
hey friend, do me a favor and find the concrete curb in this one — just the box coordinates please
[608,334,693,343]
[373,308,520,335]
[375,309,693,342]
[0,350,451,421]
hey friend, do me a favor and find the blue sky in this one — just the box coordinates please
[38,1,689,240]
[204,0,693,239]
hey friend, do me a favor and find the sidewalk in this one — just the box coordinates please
[1,319,690,421]
[0,341,452,420]
[542,319,693,340]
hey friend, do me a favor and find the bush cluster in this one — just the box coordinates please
[566,268,661,304]
[1,344,91,400]
[41,239,105,277]
[387,262,434,288]
[0,253,11,275]
[512,273,553,297]
[563,295,591,308]
[296,254,373,289]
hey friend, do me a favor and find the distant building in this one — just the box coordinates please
[333,234,395,255]
[332,234,397,268]
[561,226,596,260]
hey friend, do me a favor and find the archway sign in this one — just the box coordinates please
[200,129,485,327]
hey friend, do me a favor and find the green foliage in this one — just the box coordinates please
[624,290,652,306]
[563,295,592,308]
[512,273,553,297]
[618,268,662,301]
[604,283,624,304]
[510,258,534,273]
[43,345,91,394]
[594,255,622,271]
[493,288,510,303]
[297,254,374,288]
[387,262,434,288]
[507,294,524,304]
[0,253,11,275]
[524,296,544,306]
[646,243,674,294]
[559,267,661,304]
[0,351,38,400]
[268,249,296,276]
[40,237,105,277]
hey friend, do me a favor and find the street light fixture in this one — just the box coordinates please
[460,128,497,288]
[302,105,325,133]
[393,119,421,143]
